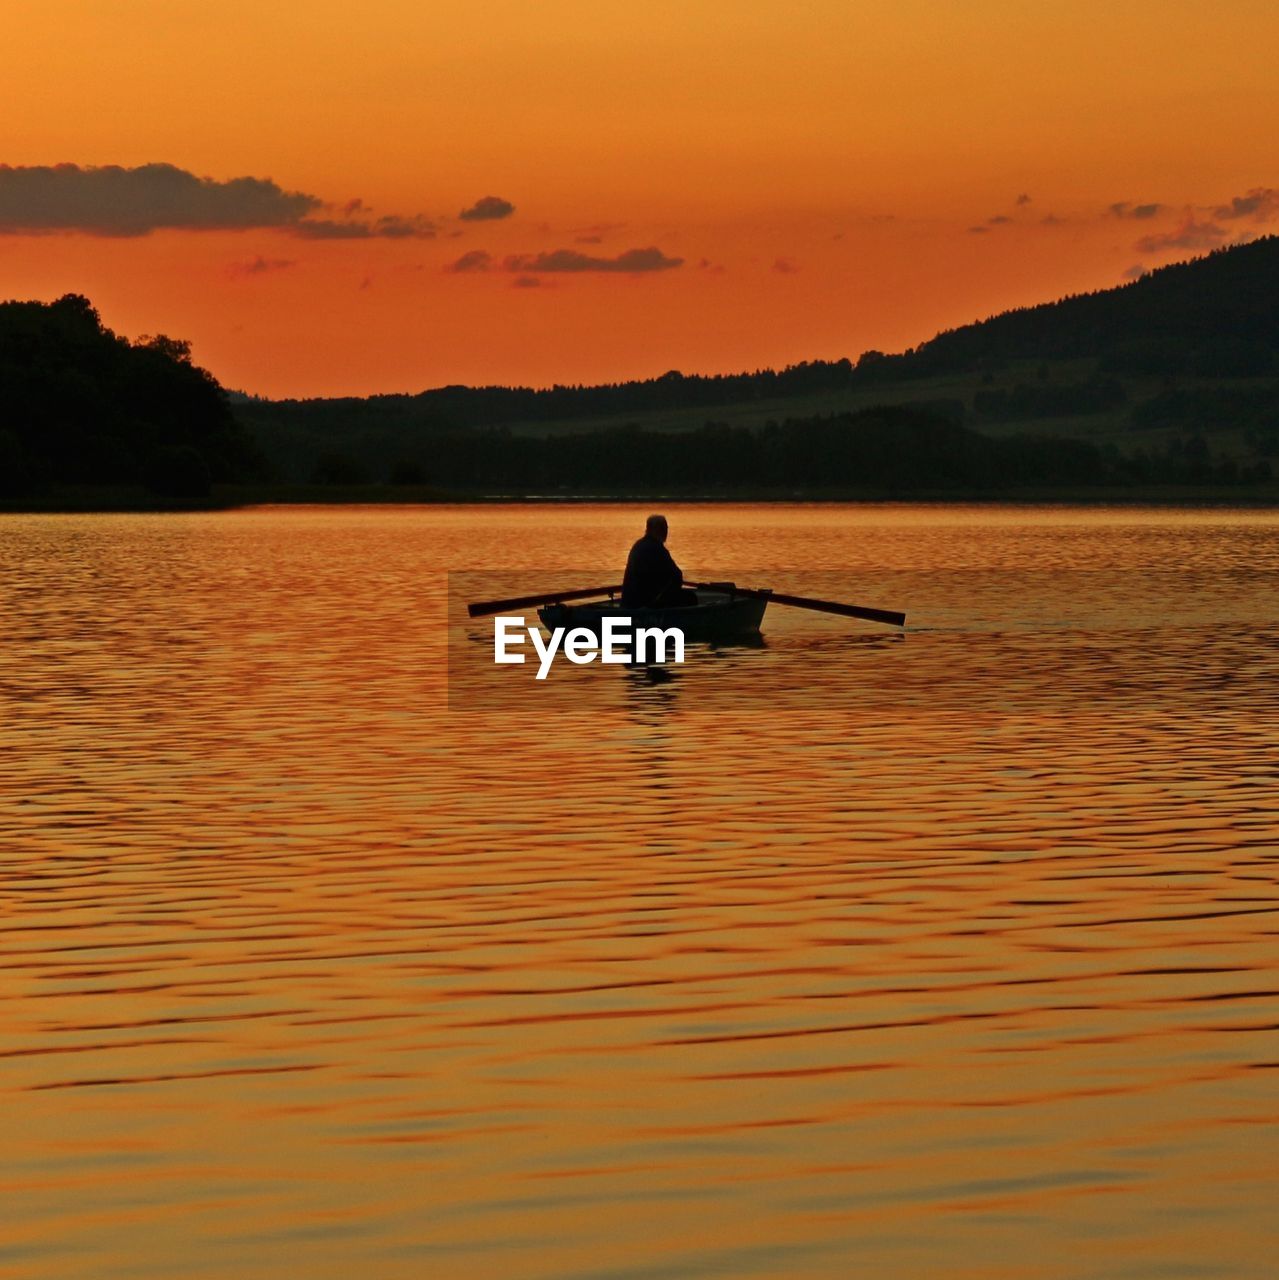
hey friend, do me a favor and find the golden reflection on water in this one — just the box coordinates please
[2,504,1278,1279]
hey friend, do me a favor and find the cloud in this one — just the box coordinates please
[986,215,1011,225]
[0,162,318,236]
[1110,201,1163,219]
[1122,263,1148,281]
[574,234,604,244]
[511,275,543,288]
[1016,193,1032,205]
[772,257,799,273]
[501,246,683,273]
[459,195,515,222]
[292,214,435,239]
[0,162,435,239]
[226,255,296,278]
[445,249,493,273]
[365,214,436,239]
[967,225,989,234]
[1134,214,1228,253]
[1213,187,1279,221]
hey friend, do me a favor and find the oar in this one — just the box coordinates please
[688,581,905,628]
[467,583,621,618]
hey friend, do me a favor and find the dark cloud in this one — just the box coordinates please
[967,225,989,234]
[574,234,604,244]
[226,255,296,278]
[987,215,1011,225]
[287,219,370,240]
[0,162,435,239]
[1134,215,1228,253]
[368,214,436,239]
[1016,193,1032,205]
[459,195,515,222]
[1214,187,1279,221]
[772,257,799,274]
[1110,201,1163,219]
[1122,264,1148,281]
[445,249,493,273]
[0,162,318,236]
[511,275,543,289]
[292,214,435,240]
[1040,213,1065,225]
[501,246,683,273]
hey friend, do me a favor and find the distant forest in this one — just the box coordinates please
[4,236,1279,502]
[233,359,866,433]
[909,235,1279,376]
[236,235,1279,435]
[361,408,1268,494]
[232,235,1279,491]
[0,294,257,498]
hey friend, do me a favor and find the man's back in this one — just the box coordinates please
[622,534,681,607]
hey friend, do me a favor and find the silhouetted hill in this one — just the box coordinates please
[233,237,1279,487]
[413,407,1115,494]
[906,235,1279,378]
[7,236,1279,504]
[0,294,258,498]
[233,360,861,439]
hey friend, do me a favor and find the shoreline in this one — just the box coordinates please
[3,481,1279,513]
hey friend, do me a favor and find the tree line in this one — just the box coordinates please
[907,236,1279,375]
[340,407,1269,493]
[0,294,258,498]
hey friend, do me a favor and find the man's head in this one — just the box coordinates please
[645,513,669,543]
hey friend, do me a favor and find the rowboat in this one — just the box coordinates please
[538,584,768,642]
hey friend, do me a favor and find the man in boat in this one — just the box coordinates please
[621,514,698,608]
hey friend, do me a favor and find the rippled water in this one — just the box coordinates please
[3,504,1278,1279]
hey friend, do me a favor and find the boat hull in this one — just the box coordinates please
[537,589,767,643]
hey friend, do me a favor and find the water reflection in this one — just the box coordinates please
[2,504,1278,1280]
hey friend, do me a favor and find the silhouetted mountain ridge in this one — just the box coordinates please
[907,235,1279,377]
[5,237,1278,501]
[236,237,1279,433]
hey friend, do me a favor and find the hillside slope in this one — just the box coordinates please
[911,236,1279,377]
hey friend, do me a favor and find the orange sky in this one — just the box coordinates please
[4,0,1279,397]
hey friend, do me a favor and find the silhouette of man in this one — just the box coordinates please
[621,514,697,608]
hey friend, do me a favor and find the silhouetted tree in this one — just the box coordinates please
[389,459,428,485]
[311,452,369,484]
[0,294,259,492]
[144,445,212,499]
[0,429,28,496]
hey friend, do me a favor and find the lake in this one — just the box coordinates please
[3,503,1277,1279]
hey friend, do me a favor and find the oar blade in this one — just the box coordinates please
[767,590,905,628]
[688,581,904,628]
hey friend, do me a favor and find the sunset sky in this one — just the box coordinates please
[4,0,1279,397]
